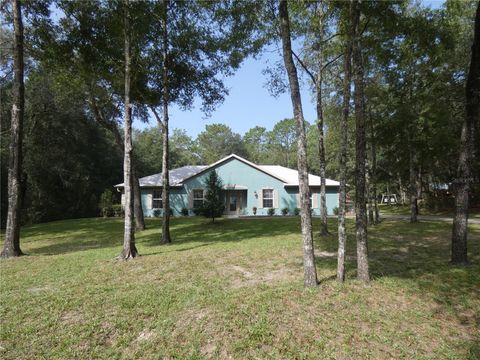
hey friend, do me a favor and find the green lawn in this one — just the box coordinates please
[1,217,479,359]
[379,204,480,219]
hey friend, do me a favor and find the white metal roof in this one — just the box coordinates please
[115,165,207,187]
[258,165,340,186]
[115,154,339,188]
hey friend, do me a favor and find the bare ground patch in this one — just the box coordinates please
[60,310,84,325]
[229,264,298,288]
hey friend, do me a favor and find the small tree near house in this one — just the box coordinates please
[200,171,224,223]
[99,189,114,217]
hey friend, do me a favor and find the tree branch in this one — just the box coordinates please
[291,49,316,85]
[321,53,343,73]
[360,16,371,36]
[87,91,123,149]
[322,32,342,44]
[149,105,164,128]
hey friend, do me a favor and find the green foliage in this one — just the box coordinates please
[196,124,247,164]
[267,208,275,216]
[134,127,200,177]
[152,208,172,218]
[181,207,189,216]
[244,126,270,164]
[1,70,122,226]
[199,171,224,222]
[111,204,124,217]
[294,208,300,216]
[133,127,163,177]
[281,207,289,216]
[1,0,477,230]
[170,129,200,168]
[269,118,298,168]
[99,190,114,217]
[333,207,339,216]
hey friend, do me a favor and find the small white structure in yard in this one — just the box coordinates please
[381,194,398,204]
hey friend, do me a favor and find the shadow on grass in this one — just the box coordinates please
[10,216,480,354]
[17,218,126,255]
[139,217,303,249]
[19,216,303,256]
[314,218,480,353]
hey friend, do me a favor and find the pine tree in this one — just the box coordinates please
[201,171,224,223]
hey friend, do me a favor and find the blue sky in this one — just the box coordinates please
[134,0,445,137]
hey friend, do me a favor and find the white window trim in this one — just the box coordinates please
[192,188,205,208]
[262,188,274,209]
[152,189,162,209]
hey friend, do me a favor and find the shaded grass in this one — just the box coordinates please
[1,217,479,359]
[380,204,480,219]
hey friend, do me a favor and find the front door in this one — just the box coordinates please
[225,190,242,215]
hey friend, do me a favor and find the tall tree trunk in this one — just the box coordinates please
[337,2,353,283]
[119,0,137,260]
[161,0,172,245]
[451,2,480,265]
[111,128,146,231]
[132,166,145,231]
[369,109,379,224]
[315,1,328,236]
[279,0,318,288]
[416,164,422,215]
[409,146,418,223]
[397,172,406,206]
[352,0,369,283]
[366,156,373,225]
[88,94,146,231]
[316,78,329,236]
[1,0,24,258]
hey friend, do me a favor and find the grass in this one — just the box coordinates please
[379,204,480,219]
[1,216,479,359]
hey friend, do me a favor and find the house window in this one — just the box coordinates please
[309,193,313,208]
[153,190,162,209]
[263,189,274,208]
[193,189,204,208]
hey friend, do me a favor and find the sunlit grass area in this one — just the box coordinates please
[1,217,479,359]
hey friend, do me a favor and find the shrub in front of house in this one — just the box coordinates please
[294,207,300,216]
[181,207,189,216]
[154,208,173,217]
[99,189,114,217]
[333,206,339,215]
[268,208,275,216]
[112,204,124,217]
[281,207,289,216]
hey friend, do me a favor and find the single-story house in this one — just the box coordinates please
[115,154,339,217]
